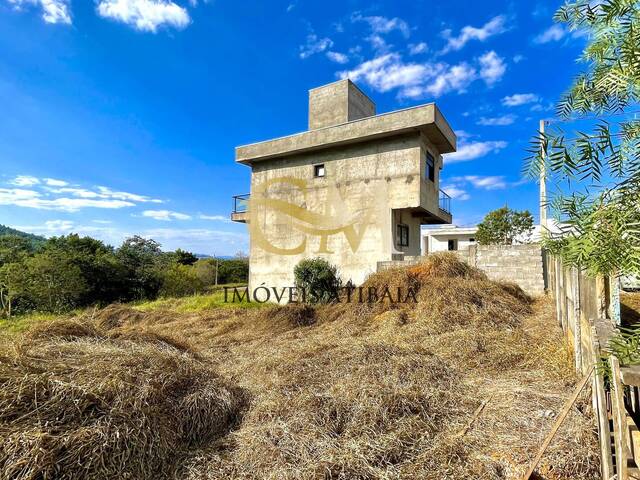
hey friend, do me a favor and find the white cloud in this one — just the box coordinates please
[340,49,506,99]
[451,175,508,190]
[338,53,429,93]
[326,51,349,64]
[408,42,427,55]
[534,24,566,44]
[502,93,540,106]
[441,185,470,201]
[513,54,525,63]
[200,214,231,222]
[10,175,40,186]
[0,188,136,211]
[8,0,71,24]
[286,2,295,12]
[299,33,333,59]
[477,114,516,126]
[96,186,163,203]
[352,13,410,38]
[444,140,507,163]
[96,0,190,33]
[440,15,508,54]
[43,177,68,186]
[478,50,506,86]
[2,175,163,211]
[142,209,192,221]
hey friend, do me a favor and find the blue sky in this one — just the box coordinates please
[0,0,587,255]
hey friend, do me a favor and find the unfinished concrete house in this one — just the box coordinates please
[231,79,456,291]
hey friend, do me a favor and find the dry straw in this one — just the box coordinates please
[1,253,600,479]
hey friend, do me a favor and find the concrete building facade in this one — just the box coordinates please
[232,79,456,291]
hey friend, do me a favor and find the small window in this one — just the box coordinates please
[426,152,435,182]
[397,224,409,247]
[314,164,325,177]
[447,239,458,251]
[469,238,475,242]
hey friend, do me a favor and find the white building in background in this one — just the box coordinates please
[421,223,560,254]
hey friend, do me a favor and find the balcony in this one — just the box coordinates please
[231,193,249,223]
[439,189,451,215]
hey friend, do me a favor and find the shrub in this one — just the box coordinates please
[293,258,342,304]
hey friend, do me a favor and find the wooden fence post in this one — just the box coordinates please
[611,356,629,480]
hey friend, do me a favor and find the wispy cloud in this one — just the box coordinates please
[7,0,71,24]
[502,93,539,106]
[326,51,349,64]
[477,114,517,126]
[440,15,508,54]
[2,175,163,211]
[533,24,565,44]
[408,42,427,55]
[96,0,191,32]
[200,214,231,222]
[441,185,470,201]
[478,50,506,86]
[299,33,333,59]
[351,13,410,38]
[443,139,507,163]
[142,209,191,221]
[450,175,508,190]
[339,49,506,99]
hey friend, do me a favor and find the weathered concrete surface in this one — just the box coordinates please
[308,80,375,130]
[236,102,456,164]
[248,132,447,290]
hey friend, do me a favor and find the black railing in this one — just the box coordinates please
[233,194,250,213]
[439,190,451,214]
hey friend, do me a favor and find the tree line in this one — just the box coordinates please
[0,233,248,317]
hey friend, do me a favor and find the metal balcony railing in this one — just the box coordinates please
[439,189,451,214]
[232,194,250,214]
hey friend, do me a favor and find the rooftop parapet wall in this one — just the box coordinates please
[308,79,376,130]
[236,103,456,165]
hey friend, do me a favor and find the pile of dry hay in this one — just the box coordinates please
[0,317,248,480]
[2,253,600,479]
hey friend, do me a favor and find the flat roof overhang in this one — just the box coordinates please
[236,103,456,165]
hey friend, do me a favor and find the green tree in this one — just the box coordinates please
[159,263,204,297]
[26,251,87,312]
[0,263,30,317]
[475,207,534,245]
[293,258,342,304]
[528,0,640,276]
[0,235,35,266]
[194,258,218,286]
[172,248,199,266]
[43,234,127,305]
[116,236,163,300]
[217,259,249,284]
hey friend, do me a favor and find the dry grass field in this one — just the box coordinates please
[0,254,600,480]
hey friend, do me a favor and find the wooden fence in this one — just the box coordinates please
[546,252,639,479]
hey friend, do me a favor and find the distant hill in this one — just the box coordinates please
[0,224,46,246]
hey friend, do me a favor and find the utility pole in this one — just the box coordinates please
[539,119,548,233]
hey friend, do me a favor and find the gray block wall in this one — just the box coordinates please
[377,244,546,296]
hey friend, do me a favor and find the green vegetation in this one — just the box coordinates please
[293,257,342,303]
[0,232,249,318]
[475,206,534,245]
[134,286,262,313]
[527,0,640,277]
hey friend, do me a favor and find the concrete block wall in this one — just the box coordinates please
[377,244,546,296]
[472,244,545,295]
